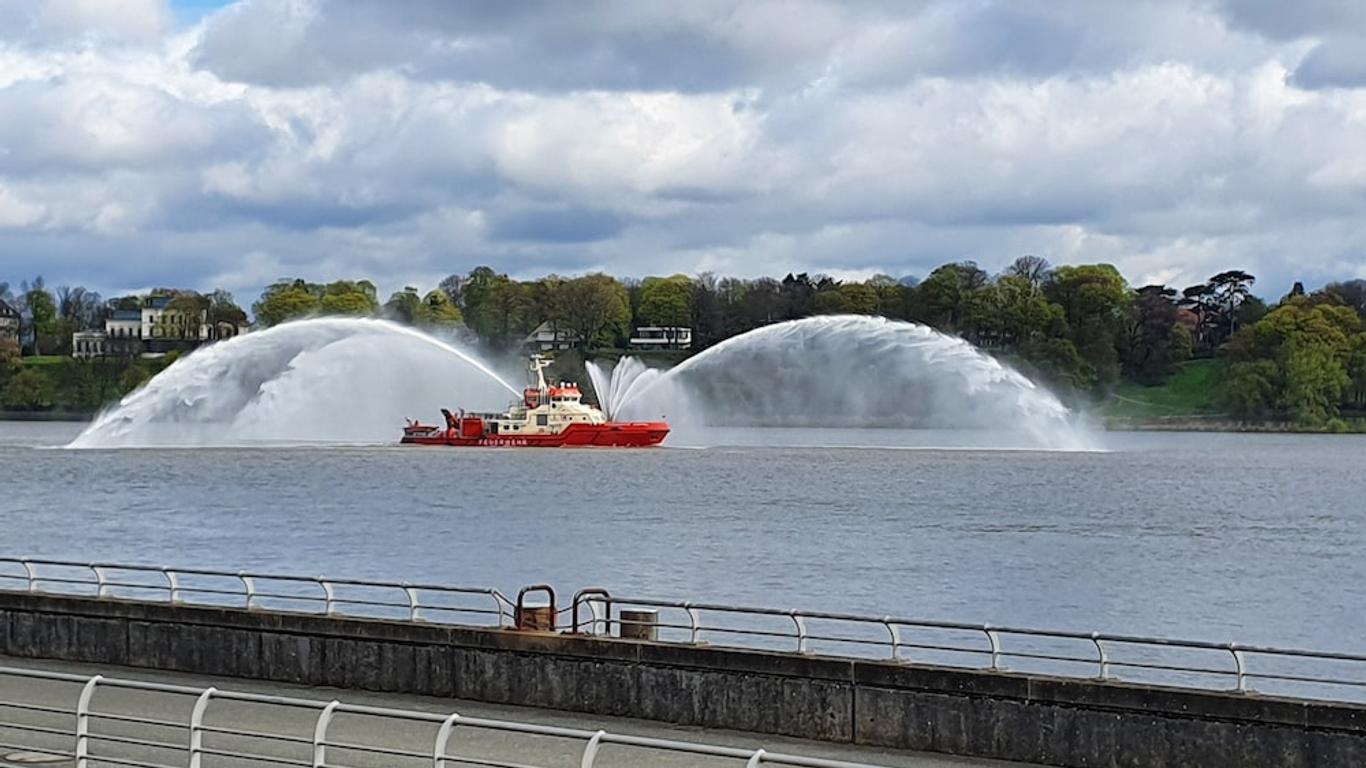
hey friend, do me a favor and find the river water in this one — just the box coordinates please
[1,421,1364,654]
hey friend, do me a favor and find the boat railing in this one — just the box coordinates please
[5,556,1366,705]
[0,665,888,768]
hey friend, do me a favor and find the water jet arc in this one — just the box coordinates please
[68,317,520,448]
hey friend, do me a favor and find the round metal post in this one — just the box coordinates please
[21,559,37,593]
[1092,633,1110,680]
[312,700,340,768]
[238,573,257,610]
[985,627,1003,670]
[74,674,103,768]
[91,565,108,598]
[579,730,606,768]
[685,604,702,644]
[1231,644,1248,692]
[790,612,809,654]
[188,687,216,768]
[433,712,461,768]
[403,584,421,621]
[163,568,182,603]
[883,618,903,662]
[318,578,336,615]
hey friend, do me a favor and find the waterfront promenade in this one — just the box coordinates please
[3,559,1366,767]
[0,657,1019,768]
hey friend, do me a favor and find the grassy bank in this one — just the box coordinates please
[1103,359,1220,422]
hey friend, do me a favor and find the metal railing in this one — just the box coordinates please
[0,665,886,768]
[5,556,1366,704]
[569,590,1366,702]
[0,557,515,628]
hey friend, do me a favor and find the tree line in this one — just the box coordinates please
[6,261,1366,425]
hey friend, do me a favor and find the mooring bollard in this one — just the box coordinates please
[619,609,659,641]
[515,585,556,631]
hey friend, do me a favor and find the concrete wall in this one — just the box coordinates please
[2,590,1365,767]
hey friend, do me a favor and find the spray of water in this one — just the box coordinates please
[587,315,1096,450]
[68,317,521,448]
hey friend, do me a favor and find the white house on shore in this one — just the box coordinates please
[523,321,580,352]
[629,326,692,350]
[73,296,247,359]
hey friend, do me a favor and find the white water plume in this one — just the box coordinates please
[588,315,1097,450]
[68,317,521,448]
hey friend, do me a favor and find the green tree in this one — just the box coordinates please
[1279,341,1350,425]
[637,275,695,340]
[1216,360,1279,420]
[420,290,463,328]
[1045,264,1129,389]
[164,292,210,341]
[253,280,321,326]
[207,290,249,335]
[319,280,379,316]
[23,281,57,355]
[385,287,423,324]
[835,282,880,315]
[560,274,630,350]
[1,368,55,410]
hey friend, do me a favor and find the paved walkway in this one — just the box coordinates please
[0,656,1033,768]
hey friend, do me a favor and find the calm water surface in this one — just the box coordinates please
[2,421,1364,652]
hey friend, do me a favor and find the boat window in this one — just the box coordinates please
[537,415,548,426]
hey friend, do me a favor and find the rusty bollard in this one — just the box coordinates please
[619,609,659,641]
[515,585,556,631]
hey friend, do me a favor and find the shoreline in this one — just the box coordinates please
[3,411,1362,435]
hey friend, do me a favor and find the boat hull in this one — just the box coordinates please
[401,421,669,448]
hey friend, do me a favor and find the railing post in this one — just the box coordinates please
[188,687,216,768]
[74,675,103,768]
[883,618,903,662]
[163,568,183,604]
[746,748,767,767]
[238,573,257,610]
[1092,633,1110,680]
[579,730,606,768]
[684,603,702,644]
[433,712,460,768]
[404,584,421,621]
[318,578,336,615]
[91,565,109,598]
[491,593,511,627]
[21,558,38,592]
[984,627,1002,670]
[312,701,339,768]
[790,611,809,654]
[1231,644,1248,692]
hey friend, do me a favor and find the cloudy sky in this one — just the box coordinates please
[2,0,1365,303]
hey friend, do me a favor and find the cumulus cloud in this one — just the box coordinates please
[0,0,1364,302]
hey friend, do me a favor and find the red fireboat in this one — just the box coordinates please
[401,355,669,448]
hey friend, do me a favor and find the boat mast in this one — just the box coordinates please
[530,354,552,404]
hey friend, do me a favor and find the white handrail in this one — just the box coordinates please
[0,665,889,768]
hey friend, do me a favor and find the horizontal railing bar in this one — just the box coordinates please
[78,753,179,768]
[0,721,73,737]
[86,731,185,751]
[0,701,72,715]
[0,740,72,757]
[193,745,313,766]
[195,724,315,745]
[88,711,187,729]
[321,738,435,760]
